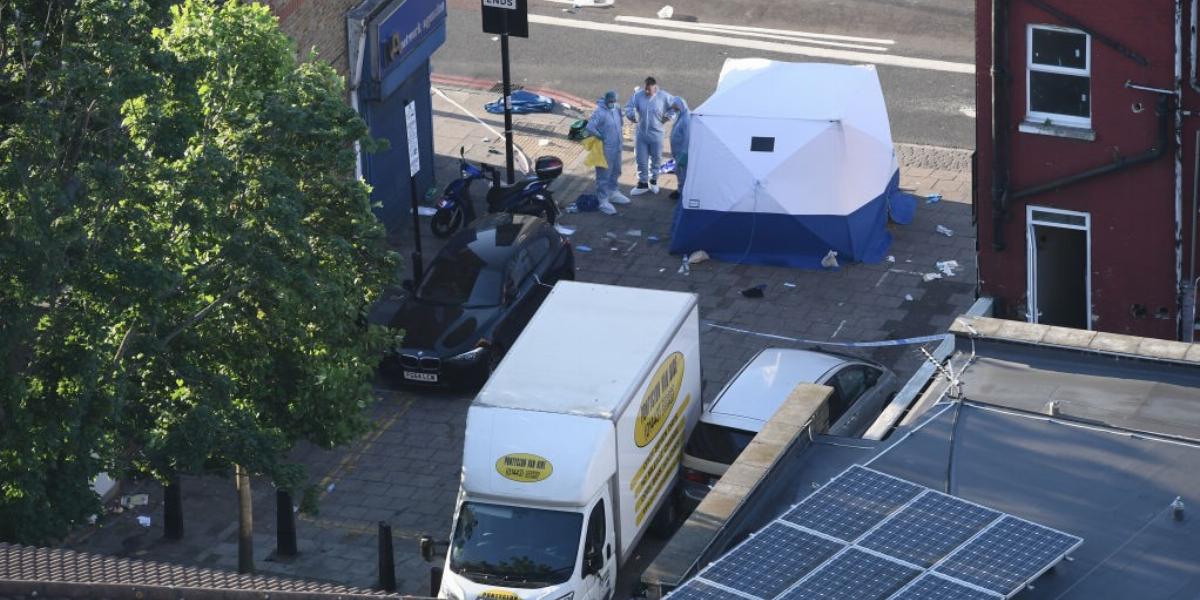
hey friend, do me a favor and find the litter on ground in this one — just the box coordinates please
[137,516,151,527]
[905,294,914,301]
[936,260,960,277]
[554,224,576,235]
[687,250,710,264]
[576,245,592,252]
[783,282,797,288]
[626,229,642,237]
[417,206,437,217]
[936,225,954,237]
[821,250,839,269]
[647,235,661,244]
[538,138,550,147]
[741,284,767,298]
[678,257,690,275]
[657,5,674,18]
[119,494,149,509]
[923,272,943,282]
[887,255,896,263]
[926,193,942,204]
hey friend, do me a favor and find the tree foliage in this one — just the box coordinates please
[0,0,397,543]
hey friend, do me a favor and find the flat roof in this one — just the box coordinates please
[475,281,697,419]
[867,401,1200,599]
[951,338,1200,442]
[680,318,1200,600]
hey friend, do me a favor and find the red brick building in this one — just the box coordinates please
[975,0,1200,340]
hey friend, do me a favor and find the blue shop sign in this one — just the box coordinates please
[376,0,446,77]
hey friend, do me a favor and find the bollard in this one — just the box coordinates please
[164,480,184,541]
[276,489,298,557]
[378,521,397,592]
[430,566,443,597]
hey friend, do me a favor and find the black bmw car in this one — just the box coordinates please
[382,213,574,389]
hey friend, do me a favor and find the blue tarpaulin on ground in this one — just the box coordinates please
[484,90,556,114]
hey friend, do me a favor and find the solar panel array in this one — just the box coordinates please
[667,465,1082,600]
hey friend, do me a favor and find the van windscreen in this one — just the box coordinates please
[450,501,583,587]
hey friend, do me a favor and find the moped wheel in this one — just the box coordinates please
[430,206,464,238]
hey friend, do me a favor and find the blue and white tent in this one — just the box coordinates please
[670,59,913,268]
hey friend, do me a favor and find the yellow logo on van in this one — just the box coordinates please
[479,590,521,600]
[495,453,553,483]
[635,351,685,447]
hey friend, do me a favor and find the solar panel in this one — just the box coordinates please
[699,522,843,599]
[886,573,1000,600]
[670,465,1081,600]
[860,491,1001,567]
[668,580,751,600]
[778,548,919,600]
[934,515,1082,596]
[782,465,922,542]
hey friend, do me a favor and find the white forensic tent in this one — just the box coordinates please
[670,58,914,268]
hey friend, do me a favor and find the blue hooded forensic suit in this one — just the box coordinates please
[586,98,624,200]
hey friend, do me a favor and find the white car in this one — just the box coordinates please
[680,348,898,504]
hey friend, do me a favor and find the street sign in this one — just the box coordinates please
[482,0,528,38]
[405,101,420,175]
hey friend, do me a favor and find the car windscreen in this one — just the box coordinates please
[449,501,582,588]
[416,246,503,307]
[684,421,756,465]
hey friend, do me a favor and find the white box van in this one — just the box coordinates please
[437,282,701,600]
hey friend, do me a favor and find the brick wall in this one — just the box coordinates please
[260,0,360,80]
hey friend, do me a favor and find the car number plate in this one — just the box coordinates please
[403,371,438,383]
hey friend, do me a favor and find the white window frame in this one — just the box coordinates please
[1026,206,1092,329]
[1026,24,1092,129]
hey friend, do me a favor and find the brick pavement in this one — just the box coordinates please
[65,84,978,597]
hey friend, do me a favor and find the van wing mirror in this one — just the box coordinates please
[583,547,602,576]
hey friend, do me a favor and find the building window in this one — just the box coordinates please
[1027,25,1091,129]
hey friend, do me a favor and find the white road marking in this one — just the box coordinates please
[613,16,891,52]
[528,14,975,74]
[959,106,977,118]
[614,15,895,45]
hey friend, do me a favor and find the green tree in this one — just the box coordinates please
[0,0,173,544]
[0,0,397,544]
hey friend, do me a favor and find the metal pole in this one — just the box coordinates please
[410,173,424,283]
[501,30,516,184]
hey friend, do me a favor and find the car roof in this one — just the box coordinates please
[439,213,551,269]
[706,348,851,431]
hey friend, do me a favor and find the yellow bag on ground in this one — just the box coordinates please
[583,136,608,169]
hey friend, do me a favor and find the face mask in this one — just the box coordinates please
[606,101,616,109]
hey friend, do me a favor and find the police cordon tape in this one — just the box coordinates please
[703,321,949,348]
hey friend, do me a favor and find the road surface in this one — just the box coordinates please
[434,0,976,148]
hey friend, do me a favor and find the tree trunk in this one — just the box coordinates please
[236,464,254,574]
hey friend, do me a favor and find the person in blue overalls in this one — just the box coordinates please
[586,90,628,215]
[624,76,676,197]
